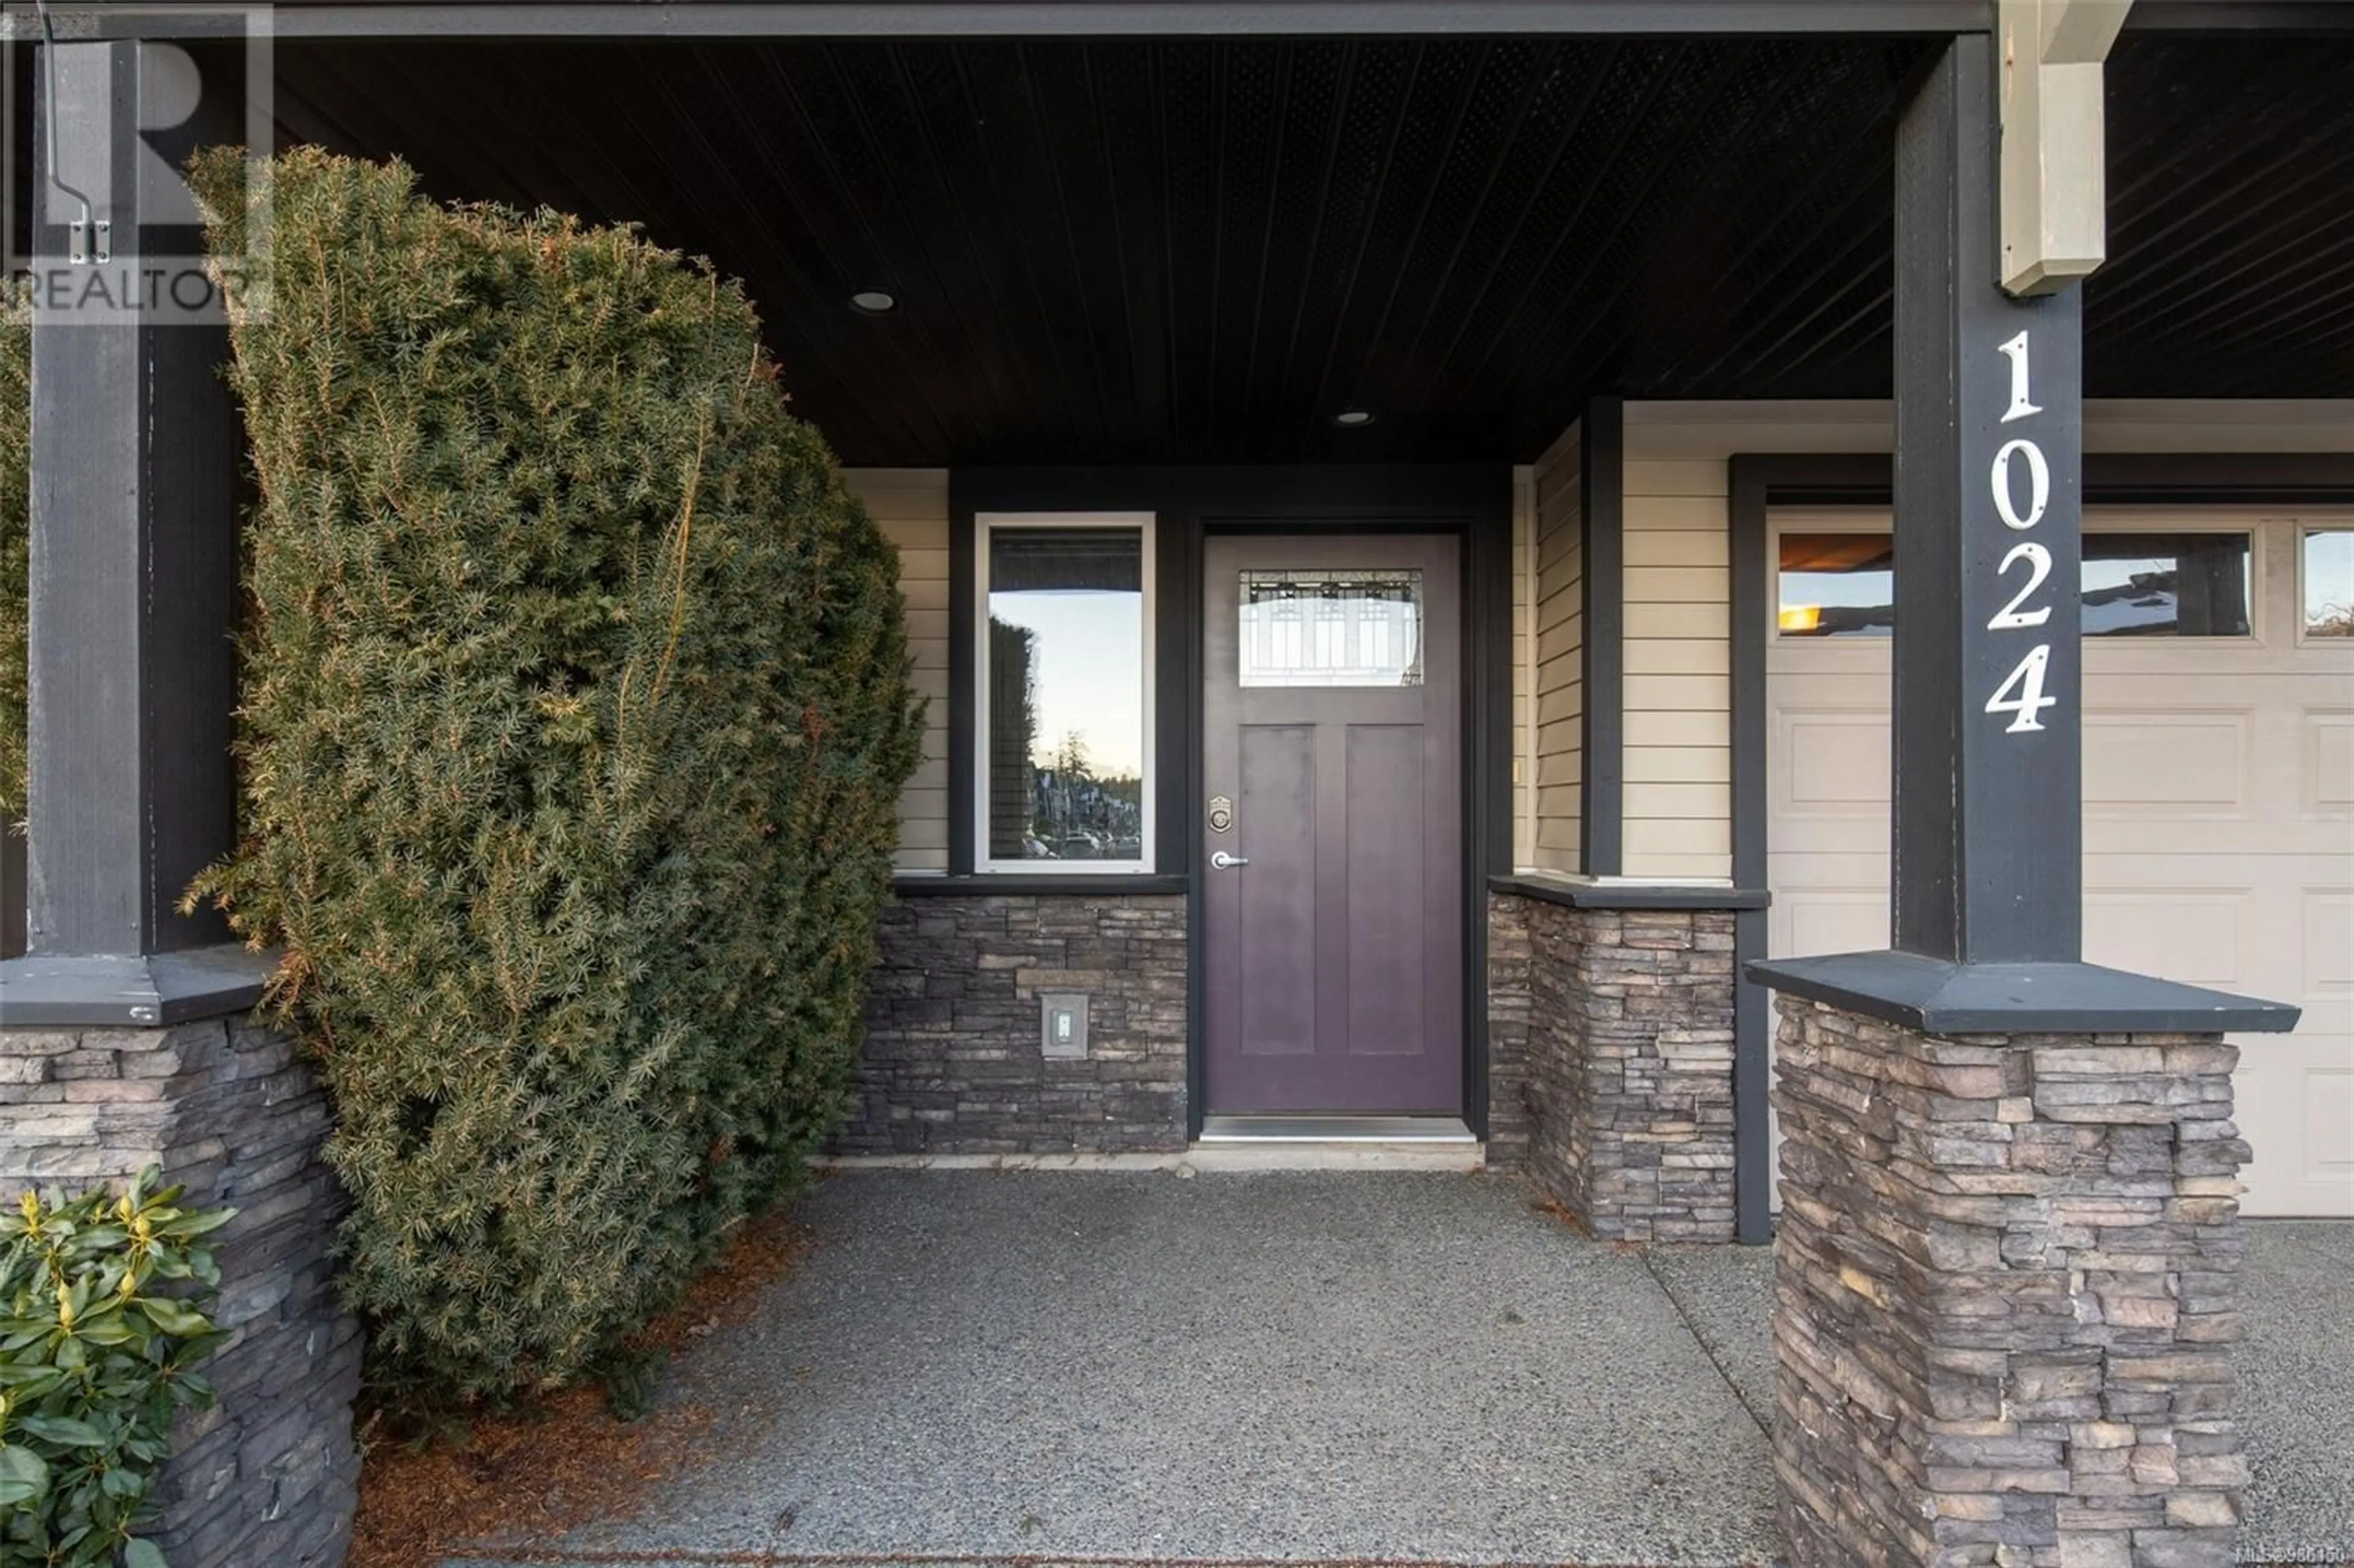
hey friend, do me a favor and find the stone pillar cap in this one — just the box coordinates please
[0,946,278,1029]
[1746,950,2299,1036]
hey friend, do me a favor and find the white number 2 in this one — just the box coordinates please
[1988,542,2053,630]
[1985,644,2057,733]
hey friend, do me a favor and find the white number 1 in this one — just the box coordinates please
[1985,644,2057,733]
[1998,330,2041,424]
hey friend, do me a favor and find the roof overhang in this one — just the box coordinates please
[10,0,2350,42]
[12,1,2006,42]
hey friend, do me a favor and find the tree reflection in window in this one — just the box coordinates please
[2306,530,2354,639]
[985,527,1148,864]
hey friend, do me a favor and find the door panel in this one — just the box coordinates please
[1236,725,1317,1057]
[1203,535,1463,1116]
[1343,724,1428,1057]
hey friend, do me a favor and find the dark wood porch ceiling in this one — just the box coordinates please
[270,32,2354,465]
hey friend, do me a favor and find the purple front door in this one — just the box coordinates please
[1202,535,1464,1116]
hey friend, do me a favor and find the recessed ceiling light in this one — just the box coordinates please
[850,289,897,314]
[1333,409,1376,427]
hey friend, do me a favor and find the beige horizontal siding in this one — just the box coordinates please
[1612,398,2354,882]
[845,468,951,874]
[1529,420,1583,873]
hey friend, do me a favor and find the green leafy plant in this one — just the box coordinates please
[0,1170,234,1568]
[181,147,921,1403]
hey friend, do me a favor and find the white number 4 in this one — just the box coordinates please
[1985,644,2057,733]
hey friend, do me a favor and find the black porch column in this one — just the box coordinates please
[1,39,265,1024]
[1891,36,2084,967]
[1753,30,2298,1568]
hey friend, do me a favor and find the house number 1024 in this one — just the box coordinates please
[1984,330,2059,734]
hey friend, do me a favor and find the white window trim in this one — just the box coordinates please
[974,511,1157,876]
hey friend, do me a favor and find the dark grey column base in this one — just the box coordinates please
[0,1012,358,1568]
[1772,994,2255,1568]
[1747,950,2299,1037]
[0,945,277,1028]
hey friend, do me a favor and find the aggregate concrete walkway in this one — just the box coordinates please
[457,1171,2354,1567]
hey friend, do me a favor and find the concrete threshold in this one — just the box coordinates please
[1197,1114,1477,1142]
[1184,1141,1485,1172]
[818,1142,1486,1174]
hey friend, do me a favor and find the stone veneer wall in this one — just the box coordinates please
[0,1015,360,1568]
[1485,891,1737,1240]
[1773,995,2250,1568]
[840,892,1189,1154]
[1484,895,1534,1173]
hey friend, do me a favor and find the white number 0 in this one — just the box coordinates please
[1990,438,2050,531]
[1986,644,2057,733]
[1988,542,2053,630]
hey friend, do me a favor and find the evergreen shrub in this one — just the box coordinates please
[0,1169,234,1568]
[185,148,921,1401]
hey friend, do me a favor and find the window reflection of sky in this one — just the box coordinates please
[1781,569,1894,610]
[988,588,1146,777]
[2080,554,2243,636]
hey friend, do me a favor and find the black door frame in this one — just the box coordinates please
[947,465,1514,1139]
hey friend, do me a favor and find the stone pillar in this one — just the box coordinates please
[1772,996,2249,1568]
[1482,892,1534,1173]
[0,1014,360,1567]
[1487,882,1745,1240]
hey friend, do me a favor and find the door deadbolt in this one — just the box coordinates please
[1208,794,1233,834]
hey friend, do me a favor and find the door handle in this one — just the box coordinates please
[1210,851,1250,869]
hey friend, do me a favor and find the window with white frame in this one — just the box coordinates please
[977,514,1154,872]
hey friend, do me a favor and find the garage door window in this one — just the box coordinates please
[2305,528,2354,639]
[1777,535,1894,637]
[2081,533,2249,637]
[1778,531,2251,638]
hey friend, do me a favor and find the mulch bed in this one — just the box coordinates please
[348,1206,813,1568]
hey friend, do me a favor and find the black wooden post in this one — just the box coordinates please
[1578,396,1625,878]
[0,40,264,1024]
[1891,31,2085,967]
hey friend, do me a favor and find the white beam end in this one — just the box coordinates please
[1999,0,2131,297]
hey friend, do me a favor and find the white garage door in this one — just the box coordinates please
[1767,508,2354,1217]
